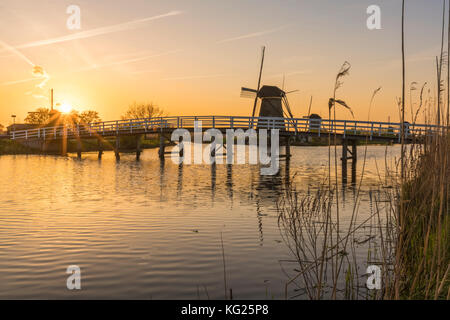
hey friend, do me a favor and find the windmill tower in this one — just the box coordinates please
[240,47,297,129]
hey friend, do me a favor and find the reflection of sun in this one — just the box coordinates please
[60,103,72,113]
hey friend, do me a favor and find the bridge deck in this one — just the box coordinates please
[7,116,446,143]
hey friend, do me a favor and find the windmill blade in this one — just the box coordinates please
[282,96,294,119]
[285,89,300,95]
[252,46,265,119]
[241,92,257,98]
[240,87,257,98]
[241,87,258,93]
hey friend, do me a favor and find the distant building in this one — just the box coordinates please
[307,114,322,131]
[7,123,39,134]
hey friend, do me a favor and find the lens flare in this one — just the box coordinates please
[60,103,72,113]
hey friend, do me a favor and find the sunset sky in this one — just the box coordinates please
[0,0,446,126]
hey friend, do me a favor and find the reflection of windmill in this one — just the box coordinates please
[240,46,297,129]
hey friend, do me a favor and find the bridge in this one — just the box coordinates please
[2,115,445,180]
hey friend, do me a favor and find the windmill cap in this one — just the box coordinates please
[257,85,285,98]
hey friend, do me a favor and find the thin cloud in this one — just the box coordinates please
[217,24,290,44]
[130,69,159,75]
[0,40,34,66]
[163,74,226,81]
[266,70,311,79]
[0,77,38,86]
[2,11,182,52]
[77,49,182,72]
[0,40,50,93]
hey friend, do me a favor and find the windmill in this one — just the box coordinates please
[240,47,297,130]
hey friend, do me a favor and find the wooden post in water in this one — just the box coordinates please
[351,140,357,165]
[136,135,142,161]
[158,134,165,159]
[178,135,184,159]
[61,126,68,156]
[210,136,216,163]
[40,140,46,155]
[115,136,120,161]
[76,139,82,159]
[285,137,291,159]
[98,139,103,159]
[341,139,348,184]
[351,140,357,184]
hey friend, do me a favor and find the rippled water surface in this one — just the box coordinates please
[0,145,400,299]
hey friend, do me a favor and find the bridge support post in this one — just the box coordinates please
[285,137,292,159]
[210,137,216,163]
[178,135,184,159]
[77,139,82,159]
[61,125,68,156]
[158,134,165,159]
[351,140,357,166]
[341,139,348,184]
[115,136,120,161]
[41,140,46,154]
[136,135,142,161]
[98,139,103,160]
[351,140,357,184]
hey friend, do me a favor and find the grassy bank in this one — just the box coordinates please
[277,133,449,300]
[0,135,171,155]
[0,139,37,155]
[393,133,449,299]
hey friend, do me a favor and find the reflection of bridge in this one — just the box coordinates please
[4,115,445,179]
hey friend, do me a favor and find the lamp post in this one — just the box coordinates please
[11,115,16,129]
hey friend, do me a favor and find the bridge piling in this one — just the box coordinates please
[178,135,184,159]
[342,139,348,184]
[98,139,103,160]
[40,140,46,155]
[158,134,165,159]
[136,135,142,161]
[77,139,82,159]
[285,137,292,159]
[210,137,216,163]
[351,140,357,167]
[115,136,120,161]
[351,140,357,184]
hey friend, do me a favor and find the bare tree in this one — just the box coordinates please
[79,110,101,124]
[24,108,51,124]
[122,102,164,120]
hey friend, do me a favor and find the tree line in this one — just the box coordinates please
[0,102,165,130]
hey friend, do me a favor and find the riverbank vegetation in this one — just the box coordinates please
[277,0,449,299]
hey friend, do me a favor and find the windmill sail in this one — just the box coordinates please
[240,87,258,98]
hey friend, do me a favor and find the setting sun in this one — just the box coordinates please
[60,103,73,113]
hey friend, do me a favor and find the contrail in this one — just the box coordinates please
[0,40,50,92]
[0,77,38,86]
[77,49,182,72]
[217,24,290,44]
[0,40,34,66]
[4,11,182,52]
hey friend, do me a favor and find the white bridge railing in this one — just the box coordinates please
[9,116,446,142]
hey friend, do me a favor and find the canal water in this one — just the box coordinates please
[0,145,400,299]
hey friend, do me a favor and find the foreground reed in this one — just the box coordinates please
[277,132,449,300]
